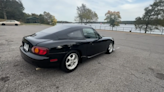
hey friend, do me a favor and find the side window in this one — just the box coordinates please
[82,28,98,39]
[67,30,84,39]
[6,20,10,22]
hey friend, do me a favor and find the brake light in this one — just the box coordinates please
[32,46,49,55]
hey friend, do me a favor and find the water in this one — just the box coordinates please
[57,23,164,35]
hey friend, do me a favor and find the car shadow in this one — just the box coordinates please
[79,51,116,67]
[21,52,115,74]
[80,53,107,65]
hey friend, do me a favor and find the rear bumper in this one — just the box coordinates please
[20,46,64,67]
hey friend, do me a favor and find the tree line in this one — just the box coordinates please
[25,12,57,25]
[0,0,57,25]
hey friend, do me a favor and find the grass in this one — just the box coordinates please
[21,23,52,26]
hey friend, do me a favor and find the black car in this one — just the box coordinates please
[20,25,114,72]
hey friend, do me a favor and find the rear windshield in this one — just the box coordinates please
[40,25,69,34]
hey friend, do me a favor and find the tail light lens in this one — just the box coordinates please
[32,46,49,55]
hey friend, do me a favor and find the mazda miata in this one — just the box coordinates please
[20,25,114,72]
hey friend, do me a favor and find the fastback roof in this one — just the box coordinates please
[40,24,91,34]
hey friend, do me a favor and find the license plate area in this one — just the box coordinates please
[24,43,29,51]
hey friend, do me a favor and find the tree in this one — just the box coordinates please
[104,10,121,30]
[136,7,156,33]
[0,0,24,20]
[43,11,57,25]
[75,4,98,24]
[43,11,52,23]
[0,0,8,19]
[92,12,98,22]
[39,14,47,24]
[31,13,39,18]
[153,0,164,31]
[51,15,57,26]
[135,17,144,32]
[135,0,164,33]
[23,13,31,21]
[75,4,86,24]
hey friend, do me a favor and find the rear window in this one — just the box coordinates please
[40,25,69,34]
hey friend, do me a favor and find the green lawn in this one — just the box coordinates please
[22,23,52,26]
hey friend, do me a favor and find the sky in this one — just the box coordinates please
[21,0,154,22]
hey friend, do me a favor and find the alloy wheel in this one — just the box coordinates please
[65,53,79,70]
[108,43,113,53]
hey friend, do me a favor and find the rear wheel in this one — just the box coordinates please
[15,24,18,26]
[106,42,114,54]
[61,51,80,72]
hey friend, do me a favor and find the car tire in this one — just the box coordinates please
[2,23,5,26]
[15,24,18,26]
[61,51,80,73]
[106,42,114,54]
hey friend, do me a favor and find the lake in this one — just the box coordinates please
[57,23,164,35]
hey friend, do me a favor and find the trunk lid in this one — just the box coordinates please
[22,36,51,53]
[23,36,51,46]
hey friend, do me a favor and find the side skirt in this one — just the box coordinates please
[81,51,106,59]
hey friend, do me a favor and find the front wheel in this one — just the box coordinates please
[61,51,80,73]
[106,42,114,54]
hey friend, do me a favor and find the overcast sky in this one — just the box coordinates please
[22,0,154,22]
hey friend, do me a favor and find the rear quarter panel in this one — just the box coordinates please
[36,40,89,57]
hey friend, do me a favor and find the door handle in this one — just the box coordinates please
[93,39,99,43]
[90,42,94,45]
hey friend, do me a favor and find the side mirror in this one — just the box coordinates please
[94,32,102,39]
[98,35,102,39]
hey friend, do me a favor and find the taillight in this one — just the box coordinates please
[32,46,49,55]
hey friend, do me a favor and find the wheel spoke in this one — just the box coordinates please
[73,59,77,63]
[71,62,74,66]
[67,56,72,60]
[66,60,71,65]
[72,54,76,60]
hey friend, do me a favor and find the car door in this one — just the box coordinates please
[82,28,100,56]
[93,29,109,53]
[11,20,15,25]
[5,20,10,25]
